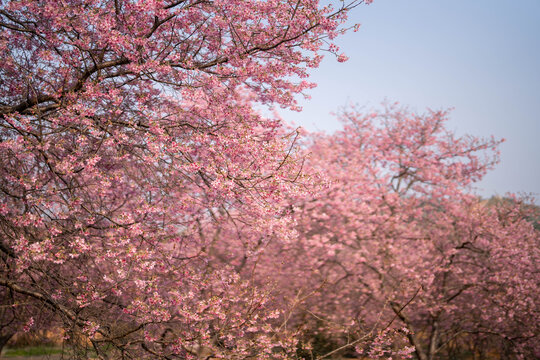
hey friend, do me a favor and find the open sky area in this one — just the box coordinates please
[281,0,540,201]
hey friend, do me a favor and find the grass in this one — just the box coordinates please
[2,346,63,357]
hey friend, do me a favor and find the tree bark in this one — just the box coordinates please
[0,332,14,355]
[391,303,428,360]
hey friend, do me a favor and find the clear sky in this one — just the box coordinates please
[281,0,540,201]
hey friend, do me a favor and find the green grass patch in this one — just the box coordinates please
[3,345,63,357]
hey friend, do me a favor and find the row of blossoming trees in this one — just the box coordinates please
[0,0,538,359]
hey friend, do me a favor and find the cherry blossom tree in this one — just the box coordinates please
[3,1,538,359]
[276,106,540,359]
[0,0,368,357]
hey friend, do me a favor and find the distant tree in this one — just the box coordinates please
[269,106,540,359]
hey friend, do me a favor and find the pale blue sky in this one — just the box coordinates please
[281,0,540,200]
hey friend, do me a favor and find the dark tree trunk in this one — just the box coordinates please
[0,332,14,355]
